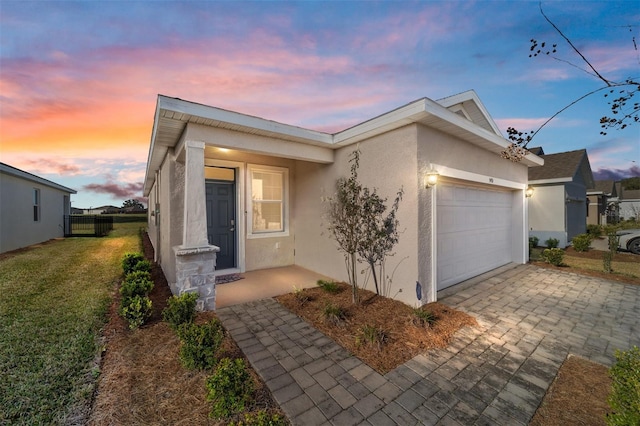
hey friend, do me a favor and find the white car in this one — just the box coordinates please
[617,229,640,255]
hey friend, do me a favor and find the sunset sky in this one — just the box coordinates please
[1,0,639,208]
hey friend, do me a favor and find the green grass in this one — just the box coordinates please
[0,221,144,425]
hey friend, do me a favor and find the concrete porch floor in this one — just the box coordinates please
[215,265,332,309]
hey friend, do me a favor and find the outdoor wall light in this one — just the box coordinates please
[424,168,439,188]
[525,186,535,198]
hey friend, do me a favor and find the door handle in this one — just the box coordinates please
[230,227,235,232]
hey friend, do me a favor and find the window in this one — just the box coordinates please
[248,165,288,236]
[33,188,40,222]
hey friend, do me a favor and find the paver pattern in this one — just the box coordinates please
[216,265,640,425]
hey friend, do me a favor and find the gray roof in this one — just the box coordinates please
[528,149,592,184]
[588,179,616,195]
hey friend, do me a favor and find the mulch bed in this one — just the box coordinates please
[276,283,477,374]
[530,355,612,426]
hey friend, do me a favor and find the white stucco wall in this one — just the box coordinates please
[0,172,72,253]
[528,185,567,247]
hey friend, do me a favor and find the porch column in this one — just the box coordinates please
[173,140,219,311]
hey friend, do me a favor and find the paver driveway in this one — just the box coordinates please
[217,265,640,425]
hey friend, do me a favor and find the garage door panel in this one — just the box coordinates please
[437,183,513,290]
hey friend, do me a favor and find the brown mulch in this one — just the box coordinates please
[530,355,612,426]
[276,283,477,374]
[88,233,284,425]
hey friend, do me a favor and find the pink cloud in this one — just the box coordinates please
[83,181,144,200]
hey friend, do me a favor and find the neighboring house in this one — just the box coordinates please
[0,162,76,253]
[586,180,618,225]
[618,186,640,221]
[143,91,543,310]
[527,148,594,248]
[80,205,119,215]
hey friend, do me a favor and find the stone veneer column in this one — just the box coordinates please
[173,140,219,311]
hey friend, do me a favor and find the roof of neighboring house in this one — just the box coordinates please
[144,90,544,195]
[528,149,594,188]
[0,162,77,194]
[527,147,544,156]
[587,179,617,195]
[621,189,640,200]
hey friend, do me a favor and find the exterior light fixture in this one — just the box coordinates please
[525,186,534,198]
[424,168,439,188]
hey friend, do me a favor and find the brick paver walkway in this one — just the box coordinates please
[216,265,640,425]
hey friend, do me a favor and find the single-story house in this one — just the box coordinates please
[143,90,543,310]
[0,162,76,253]
[618,185,640,221]
[527,148,594,248]
[587,179,618,225]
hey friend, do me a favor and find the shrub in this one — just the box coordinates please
[177,319,225,370]
[229,411,287,426]
[543,248,564,266]
[292,286,310,306]
[572,234,592,252]
[356,324,388,351]
[120,270,154,300]
[412,308,437,327]
[120,295,152,329]
[323,303,346,326]
[545,238,560,248]
[163,292,199,331]
[607,346,640,426]
[131,259,151,273]
[529,236,539,249]
[587,224,602,237]
[206,358,254,419]
[317,279,341,294]
[122,252,145,275]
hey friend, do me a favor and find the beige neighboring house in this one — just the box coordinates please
[143,91,543,310]
[0,162,76,253]
[587,180,618,225]
[527,148,594,248]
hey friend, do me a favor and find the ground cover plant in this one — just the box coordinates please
[0,222,141,425]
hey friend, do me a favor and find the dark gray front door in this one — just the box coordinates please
[206,180,236,270]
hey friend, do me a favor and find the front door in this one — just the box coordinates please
[206,177,236,270]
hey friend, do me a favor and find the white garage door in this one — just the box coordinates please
[437,182,513,290]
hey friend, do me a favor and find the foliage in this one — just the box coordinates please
[120,270,153,300]
[545,238,560,249]
[323,303,346,326]
[607,346,640,426]
[119,295,152,329]
[543,248,564,266]
[412,308,437,327]
[122,199,145,210]
[502,4,639,161]
[604,230,621,273]
[622,177,640,191]
[529,236,539,248]
[572,234,592,252]
[162,292,199,331]
[587,224,603,238]
[0,222,140,424]
[356,324,388,351]
[206,358,254,419]
[317,279,341,294]
[177,319,225,370]
[121,252,145,275]
[323,149,403,303]
[131,259,151,273]
[229,411,287,426]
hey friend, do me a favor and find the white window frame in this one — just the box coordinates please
[247,164,289,238]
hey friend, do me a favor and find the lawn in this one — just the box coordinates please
[0,221,143,425]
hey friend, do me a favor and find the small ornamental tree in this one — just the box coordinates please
[324,149,403,303]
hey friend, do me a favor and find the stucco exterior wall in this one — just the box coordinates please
[528,185,567,247]
[565,181,587,241]
[295,124,421,306]
[0,172,71,253]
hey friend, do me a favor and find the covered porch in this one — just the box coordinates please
[215,265,331,308]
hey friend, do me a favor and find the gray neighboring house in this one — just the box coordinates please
[527,148,594,248]
[0,163,76,253]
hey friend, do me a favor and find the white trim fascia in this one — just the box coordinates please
[144,98,164,196]
[204,158,246,273]
[529,177,572,185]
[432,164,526,190]
[0,163,77,194]
[430,185,438,304]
